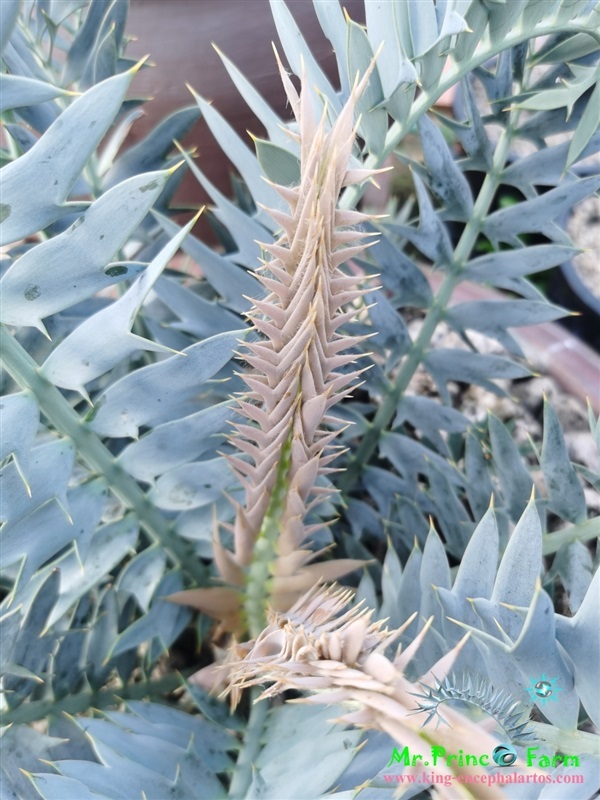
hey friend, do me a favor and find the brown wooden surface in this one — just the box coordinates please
[126,0,363,219]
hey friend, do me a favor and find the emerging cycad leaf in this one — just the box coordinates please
[175,56,386,636]
[224,584,535,799]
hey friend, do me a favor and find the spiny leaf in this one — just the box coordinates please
[0,67,139,246]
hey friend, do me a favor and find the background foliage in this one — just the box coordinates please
[0,1,599,798]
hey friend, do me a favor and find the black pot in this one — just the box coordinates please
[548,252,600,352]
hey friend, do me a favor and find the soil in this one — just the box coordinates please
[406,319,600,518]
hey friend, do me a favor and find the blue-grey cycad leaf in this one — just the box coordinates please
[489,414,534,521]
[342,497,383,540]
[418,115,473,220]
[0,391,39,485]
[3,569,59,707]
[426,461,473,556]
[1,726,66,800]
[3,27,49,87]
[74,718,226,799]
[555,568,600,728]
[0,604,22,674]
[453,504,498,598]
[492,497,542,608]
[111,570,191,660]
[483,174,600,246]
[96,106,146,176]
[118,401,235,483]
[355,568,378,611]
[567,77,600,169]
[418,526,451,665]
[389,172,453,264]
[63,0,126,85]
[395,395,468,458]
[52,596,90,699]
[31,772,105,800]
[553,541,593,614]
[437,586,488,672]
[4,121,39,155]
[347,19,387,155]
[216,45,291,147]
[474,48,512,117]
[188,86,284,218]
[2,479,106,583]
[535,31,600,65]
[436,0,471,41]
[518,89,593,144]
[247,703,360,800]
[364,0,418,120]
[541,400,587,523]
[0,168,171,332]
[508,584,579,729]
[537,758,600,800]
[453,77,494,168]
[46,516,139,626]
[358,227,432,307]
[0,0,19,53]
[269,0,341,113]
[380,432,464,495]
[465,431,497,522]
[116,547,166,613]
[81,21,117,87]
[149,456,236,511]
[155,276,242,339]
[504,131,600,195]
[363,466,415,520]
[253,137,301,187]
[313,0,350,97]
[379,542,403,627]
[103,106,201,188]
[515,63,599,112]
[396,543,422,642]
[40,752,180,800]
[408,0,438,55]
[123,699,236,767]
[0,438,74,526]
[439,505,499,664]
[177,140,274,256]
[463,244,576,288]
[0,74,74,113]
[486,0,527,46]
[154,211,259,310]
[368,290,411,368]
[86,586,119,689]
[0,67,137,246]
[424,349,530,404]
[39,214,197,394]
[88,328,244,437]
[447,299,565,357]
[174,500,239,559]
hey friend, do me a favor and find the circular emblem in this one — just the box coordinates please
[492,744,517,767]
[534,680,553,698]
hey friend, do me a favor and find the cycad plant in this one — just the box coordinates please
[1,1,599,799]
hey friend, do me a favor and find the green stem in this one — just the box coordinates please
[528,722,600,758]
[339,21,591,212]
[228,688,268,800]
[0,672,185,725]
[244,424,294,639]
[0,326,206,584]
[543,518,600,556]
[340,108,518,493]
